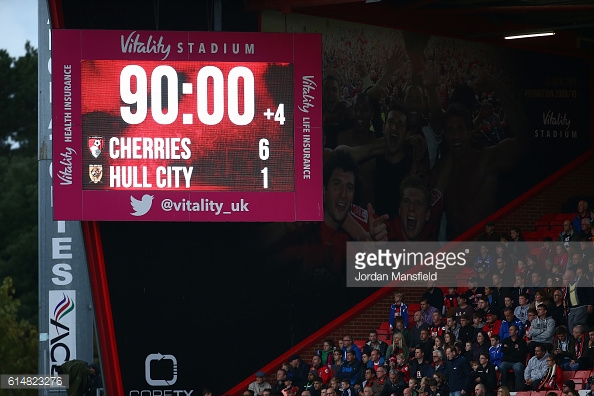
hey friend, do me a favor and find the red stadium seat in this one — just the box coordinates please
[354,340,366,350]
[572,379,584,390]
[379,322,391,331]
[377,329,390,341]
[408,304,420,313]
[515,391,532,396]
[563,370,574,382]
[572,370,592,380]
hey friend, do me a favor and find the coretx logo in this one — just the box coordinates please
[128,353,195,395]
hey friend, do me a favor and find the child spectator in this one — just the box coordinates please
[390,292,409,330]
[395,353,410,383]
[341,380,353,396]
[489,335,502,369]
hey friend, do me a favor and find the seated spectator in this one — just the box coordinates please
[409,347,430,380]
[372,367,388,396]
[499,325,527,391]
[433,336,445,352]
[528,289,550,312]
[389,292,409,330]
[428,312,447,339]
[432,372,449,396]
[473,245,493,275]
[272,369,288,393]
[562,380,576,395]
[488,335,502,369]
[476,296,492,318]
[364,330,389,357]
[368,350,385,372]
[427,349,446,377]
[341,379,354,396]
[457,314,474,344]
[329,378,341,393]
[379,370,406,396]
[411,311,429,347]
[472,312,485,337]
[318,339,337,366]
[550,289,568,328]
[392,318,413,351]
[422,283,444,315]
[331,351,344,378]
[443,332,455,350]
[475,353,497,396]
[354,368,375,395]
[385,332,409,361]
[453,295,474,324]
[499,308,524,341]
[523,345,549,390]
[474,384,487,396]
[342,336,363,362]
[420,299,438,326]
[585,376,594,396]
[536,355,563,391]
[443,287,459,317]
[444,346,473,396]
[444,316,460,340]
[394,354,410,383]
[312,355,332,384]
[288,354,311,389]
[477,220,500,242]
[337,350,362,386]
[249,372,272,396]
[562,325,591,371]
[464,278,483,308]
[312,379,324,396]
[419,329,436,359]
[513,293,530,323]
[552,326,572,366]
[554,243,569,269]
[527,304,555,354]
[305,370,321,392]
[473,331,491,361]
[482,313,501,339]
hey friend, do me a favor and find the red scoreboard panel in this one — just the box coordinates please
[52,30,322,221]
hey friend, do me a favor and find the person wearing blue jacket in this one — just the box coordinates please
[499,308,524,341]
[337,350,363,386]
[389,292,409,329]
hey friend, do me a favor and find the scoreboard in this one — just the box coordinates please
[52,30,322,221]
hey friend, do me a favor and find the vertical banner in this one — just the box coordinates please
[48,291,77,362]
[38,0,94,380]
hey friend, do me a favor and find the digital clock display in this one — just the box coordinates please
[52,30,322,221]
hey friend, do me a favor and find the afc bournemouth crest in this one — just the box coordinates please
[89,165,103,184]
[88,136,104,158]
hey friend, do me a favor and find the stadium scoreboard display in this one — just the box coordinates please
[52,30,322,221]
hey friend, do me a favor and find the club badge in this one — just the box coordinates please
[89,164,103,184]
[88,136,104,158]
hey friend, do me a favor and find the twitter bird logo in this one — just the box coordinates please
[130,194,154,216]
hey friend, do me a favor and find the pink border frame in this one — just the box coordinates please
[52,30,322,222]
